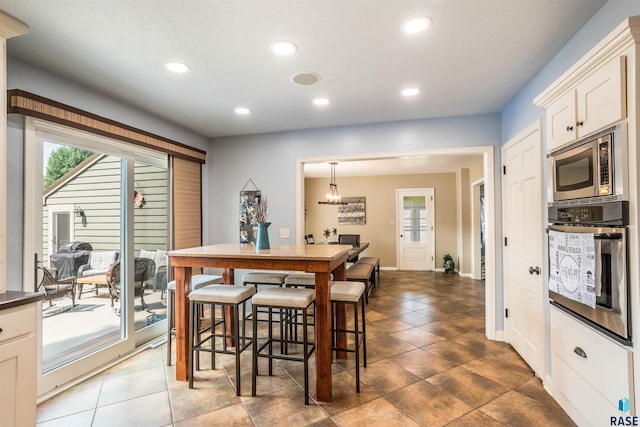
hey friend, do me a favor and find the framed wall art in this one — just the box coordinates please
[240,179,261,243]
[338,196,366,225]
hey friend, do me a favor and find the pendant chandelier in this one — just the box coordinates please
[318,162,347,205]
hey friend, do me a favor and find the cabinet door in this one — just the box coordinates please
[576,56,626,138]
[0,335,37,427]
[546,90,577,152]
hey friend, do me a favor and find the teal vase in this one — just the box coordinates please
[256,222,271,250]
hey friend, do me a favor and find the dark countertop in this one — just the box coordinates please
[0,291,44,311]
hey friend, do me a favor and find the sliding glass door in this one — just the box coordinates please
[28,121,168,396]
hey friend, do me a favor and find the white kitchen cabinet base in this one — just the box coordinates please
[549,305,634,426]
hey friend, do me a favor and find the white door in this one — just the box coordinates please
[502,121,545,377]
[48,206,74,256]
[397,188,435,271]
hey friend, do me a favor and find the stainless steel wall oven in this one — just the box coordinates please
[548,201,630,345]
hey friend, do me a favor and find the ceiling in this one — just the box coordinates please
[2,0,606,141]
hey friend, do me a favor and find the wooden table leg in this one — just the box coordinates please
[174,266,192,381]
[315,271,332,402]
[223,268,235,346]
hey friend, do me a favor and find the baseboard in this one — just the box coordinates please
[543,375,585,426]
[493,330,505,342]
[379,266,397,271]
[457,272,473,278]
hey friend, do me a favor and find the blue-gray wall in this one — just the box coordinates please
[208,114,501,245]
[207,114,504,327]
[501,0,640,143]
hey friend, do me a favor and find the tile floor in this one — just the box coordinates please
[36,271,576,426]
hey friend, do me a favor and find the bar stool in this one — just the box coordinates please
[356,257,380,288]
[284,272,315,289]
[166,275,224,366]
[251,287,316,405]
[331,280,367,392]
[346,263,375,303]
[283,273,318,341]
[242,271,289,324]
[188,284,256,395]
[242,271,288,288]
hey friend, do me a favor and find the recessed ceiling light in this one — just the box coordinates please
[164,61,190,73]
[313,98,331,106]
[272,40,297,55]
[234,107,251,115]
[401,87,421,97]
[402,16,432,34]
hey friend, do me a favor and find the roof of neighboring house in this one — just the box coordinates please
[43,153,105,202]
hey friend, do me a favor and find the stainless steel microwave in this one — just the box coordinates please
[549,123,627,203]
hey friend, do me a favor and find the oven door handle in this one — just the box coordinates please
[594,233,623,240]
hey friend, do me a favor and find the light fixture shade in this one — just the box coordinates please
[318,162,347,205]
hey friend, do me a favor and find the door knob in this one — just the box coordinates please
[576,120,584,127]
[529,266,541,275]
[566,125,574,132]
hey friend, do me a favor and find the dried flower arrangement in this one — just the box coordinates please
[254,195,271,224]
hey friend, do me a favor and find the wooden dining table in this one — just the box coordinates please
[167,243,351,402]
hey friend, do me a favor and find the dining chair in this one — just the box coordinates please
[338,234,360,247]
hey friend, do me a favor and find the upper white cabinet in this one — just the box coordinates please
[544,55,627,152]
[534,17,640,153]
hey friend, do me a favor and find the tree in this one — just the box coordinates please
[43,146,93,188]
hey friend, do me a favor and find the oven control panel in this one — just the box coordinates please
[548,201,628,226]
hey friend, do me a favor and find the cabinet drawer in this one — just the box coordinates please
[550,306,632,403]
[0,304,37,344]
[552,352,618,426]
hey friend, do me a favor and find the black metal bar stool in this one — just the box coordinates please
[251,286,316,404]
[187,284,256,395]
[331,280,367,392]
[356,256,380,288]
[166,275,223,366]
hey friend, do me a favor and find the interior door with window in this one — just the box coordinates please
[397,188,435,270]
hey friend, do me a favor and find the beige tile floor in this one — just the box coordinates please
[36,271,576,426]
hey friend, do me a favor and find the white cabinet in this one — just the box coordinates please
[0,303,38,427]
[546,56,627,152]
[550,306,633,426]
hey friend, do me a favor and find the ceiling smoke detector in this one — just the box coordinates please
[291,72,321,86]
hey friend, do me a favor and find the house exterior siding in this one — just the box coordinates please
[42,155,167,265]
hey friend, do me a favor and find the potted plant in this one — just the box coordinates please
[323,227,338,243]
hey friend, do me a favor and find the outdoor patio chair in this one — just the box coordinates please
[139,249,168,292]
[105,257,156,310]
[77,250,119,277]
[35,261,76,308]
